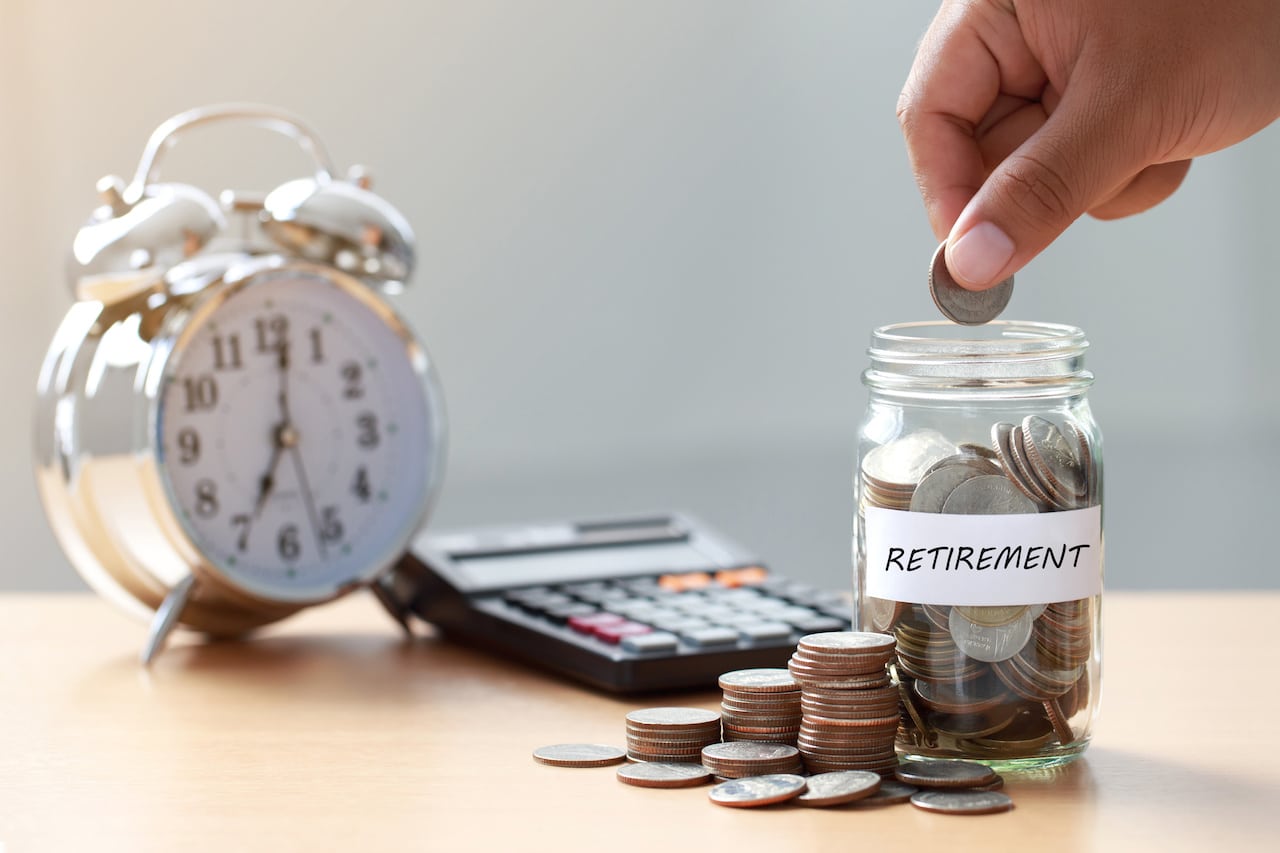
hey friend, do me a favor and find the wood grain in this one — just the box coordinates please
[0,592,1275,852]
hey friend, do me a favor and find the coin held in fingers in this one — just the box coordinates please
[929,242,1014,326]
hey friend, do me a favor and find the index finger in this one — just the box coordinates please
[897,1,1044,239]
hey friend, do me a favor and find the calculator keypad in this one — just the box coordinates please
[500,569,850,654]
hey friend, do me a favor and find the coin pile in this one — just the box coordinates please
[788,632,900,776]
[859,421,1098,759]
[625,707,722,763]
[718,669,802,745]
[701,742,804,779]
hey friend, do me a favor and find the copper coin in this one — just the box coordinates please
[895,759,997,789]
[532,743,627,768]
[910,790,1014,815]
[616,762,712,788]
[708,774,808,808]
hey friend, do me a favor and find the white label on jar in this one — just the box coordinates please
[864,505,1102,605]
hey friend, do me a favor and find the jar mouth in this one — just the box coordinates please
[864,320,1092,396]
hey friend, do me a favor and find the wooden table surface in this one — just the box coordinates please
[0,591,1276,852]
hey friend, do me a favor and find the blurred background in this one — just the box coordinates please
[1,0,1276,594]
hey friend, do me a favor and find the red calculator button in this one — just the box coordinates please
[568,613,626,634]
[594,622,652,644]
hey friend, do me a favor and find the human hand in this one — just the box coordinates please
[898,0,1280,289]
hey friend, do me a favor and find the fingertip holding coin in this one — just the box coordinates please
[929,241,1015,326]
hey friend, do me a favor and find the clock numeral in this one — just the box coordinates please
[231,513,251,552]
[319,506,344,544]
[277,524,301,562]
[255,314,289,354]
[356,412,380,449]
[194,479,219,518]
[352,466,371,502]
[177,428,201,465]
[309,327,325,364]
[182,375,219,413]
[341,361,364,399]
[211,333,243,371]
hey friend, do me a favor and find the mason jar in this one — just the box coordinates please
[854,321,1103,769]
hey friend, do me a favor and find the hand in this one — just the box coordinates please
[898,0,1280,289]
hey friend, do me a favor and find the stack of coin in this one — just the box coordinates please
[718,669,802,745]
[700,742,804,780]
[625,707,722,763]
[788,632,900,776]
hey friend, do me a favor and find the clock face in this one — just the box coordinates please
[156,267,441,602]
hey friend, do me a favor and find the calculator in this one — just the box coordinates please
[391,513,852,692]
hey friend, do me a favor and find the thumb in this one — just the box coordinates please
[944,91,1147,290]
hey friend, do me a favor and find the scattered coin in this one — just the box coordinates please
[855,779,919,806]
[910,790,1015,815]
[532,743,627,768]
[895,759,998,789]
[708,774,808,808]
[928,241,1014,326]
[616,762,712,789]
[796,771,882,807]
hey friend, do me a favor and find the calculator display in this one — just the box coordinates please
[451,541,714,591]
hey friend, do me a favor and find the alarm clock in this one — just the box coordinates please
[34,105,446,663]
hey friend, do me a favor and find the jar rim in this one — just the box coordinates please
[864,320,1092,396]
[870,320,1086,355]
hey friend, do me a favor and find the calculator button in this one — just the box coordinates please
[789,616,848,633]
[715,566,769,588]
[737,621,794,642]
[820,603,854,621]
[621,632,679,654]
[568,613,627,634]
[595,622,652,644]
[776,606,821,623]
[541,603,597,624]
[659,572,712,592]
[681,627,740,648]
[519,592,574,610]
[653,617,710,634]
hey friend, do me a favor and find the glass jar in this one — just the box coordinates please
[854,321,1103,769]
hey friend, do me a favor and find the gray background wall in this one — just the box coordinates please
[1,0,1276,593]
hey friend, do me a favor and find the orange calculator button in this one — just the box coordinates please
[658,572,712,592]
[715,566,769,588]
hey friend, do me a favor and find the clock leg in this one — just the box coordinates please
[370,573,415,638]
[141,575,197,665]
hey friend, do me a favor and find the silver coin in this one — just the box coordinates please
[856,779,918,806]
[941,474,1038,515]
[626,707,720,729]
[910,790,1015,815]
[1064,420,1095,505]
[717,669,799,692]
[948,607,1034,663]
[701,742,799,763]
[896,759,998,788]
[708,774,808,808]
[923,453,1002,479]
[910,463,994,513]
[862,429,959,488]
[990,422,1048,508]
[616,762,712,788]
[532,743,627,767]
[1022,415,1086,501]
[957,442,1000,462]
[796,771,882,807]
[862,596,903,632]
[953,605,1029,628]
[1009,425,1060,507]
[928,241,1014,326]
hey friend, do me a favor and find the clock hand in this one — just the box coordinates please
[288,443,328,560]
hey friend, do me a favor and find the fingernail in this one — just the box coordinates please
[948,222,1015,288]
